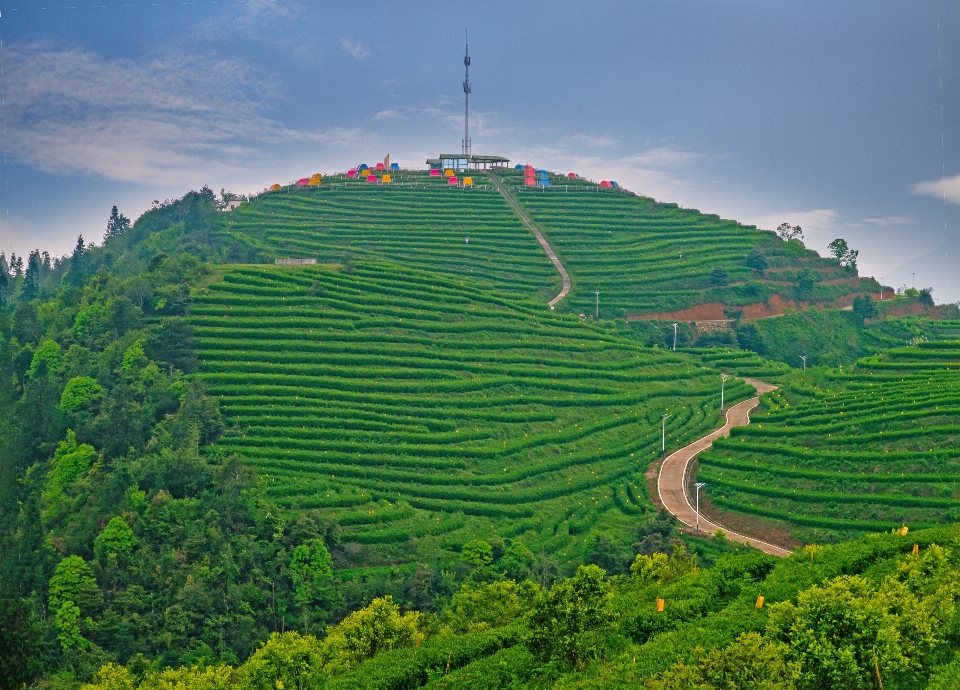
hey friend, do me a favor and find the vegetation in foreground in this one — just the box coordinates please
[78,525,960,689]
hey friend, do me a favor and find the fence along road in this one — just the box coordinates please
[657,377,792,557]
[488,173,572,307]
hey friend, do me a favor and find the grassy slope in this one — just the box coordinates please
[190,261,756,569]
[697,333,960,543]
[219,172,561,302]
[494,169,868,318]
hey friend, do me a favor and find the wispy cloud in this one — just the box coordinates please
[2,42,365,186]
[910,173,960,206]
[864,216,916,226]
[372,109,404,121]
[340,38,370,60]
[752,209,839,235]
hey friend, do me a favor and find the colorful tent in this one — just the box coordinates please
[610,181,620,189]
[296,178,310,186]
[347,170,357,177]
[360,169,370,178]
[308,174,322,186]
[270,183,282,191]
[524,178,536,186]
[448,176,458,184]
[382,174,392,183]
[444,169,455,177]
[367,175,377,183]
[391,163,400,171]
[359,164,369,171]
[463,177,473,186]
[567,173,577,179]
[514,164,524,170]
[599,180,611,188]
[375,162,385,171]
[429,169,440,177]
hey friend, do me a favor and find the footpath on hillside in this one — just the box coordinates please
[657,378,792,557]
[488,173,571,307]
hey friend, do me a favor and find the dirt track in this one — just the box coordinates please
[657,378,792,557]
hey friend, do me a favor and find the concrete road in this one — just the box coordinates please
[657,378,792,557]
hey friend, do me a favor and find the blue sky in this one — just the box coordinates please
[2,1,959,300]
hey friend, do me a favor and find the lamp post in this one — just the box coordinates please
[694,482,705,533]
[595,291,600,319]
[661,414,670,456]
[720,374,730,411]
[798,354,807,371]
[672,323,679,351]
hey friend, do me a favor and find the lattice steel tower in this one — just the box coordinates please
[462,32,471,157]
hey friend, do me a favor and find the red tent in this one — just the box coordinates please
[524,178,536,186]
[567,173,577,179]
[375,162,385,170]
[599,180,611,188]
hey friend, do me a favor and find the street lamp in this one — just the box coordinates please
[595,291,600,319]
[720,374,731,411]
[912,272,915,289]
[661,414,670,455]
[694,482,705,533]
[672,323,679,351]
[798,354,807,371]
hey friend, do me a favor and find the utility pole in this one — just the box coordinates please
[720,374,730,410]
[661,414,670,455]
[462,32,471,158]
[798,354,807,371]
[912,272,915,290]
[595,291,600,318]
[694,482,705,533]
[672,323,679,351]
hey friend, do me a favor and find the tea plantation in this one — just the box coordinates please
[493,168,866,317]
[697,332,960,542]
[190,261,755,567]
[220,172,562,302]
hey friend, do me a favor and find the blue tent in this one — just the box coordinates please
[391,163,399,170]
[537,169,548,176]
[541,179,551,187]
[514,164,524,170]
[359,163,369,171]
[610,181,620,189]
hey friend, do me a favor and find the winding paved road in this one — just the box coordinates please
[488,173,571,307]
[657,378,792,557]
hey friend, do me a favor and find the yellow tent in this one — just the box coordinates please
[382,174,392,183]
[463,177,473,186]
[360,169,371,178]
[444,169,454,177]
[270,184,282,191]
[308,173,322,186]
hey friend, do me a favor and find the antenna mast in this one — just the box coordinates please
[462,31,471,157]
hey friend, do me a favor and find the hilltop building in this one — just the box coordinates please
[427,154,510,171]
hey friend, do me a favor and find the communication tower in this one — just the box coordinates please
[462,32,471,157]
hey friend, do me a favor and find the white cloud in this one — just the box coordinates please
[372,109,404,121]
[2,42,366,186]
[910,173,960,206]
[340,38,370,60]
[863,216,916,226]
[751,209,839,235]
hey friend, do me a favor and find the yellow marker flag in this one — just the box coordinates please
[656,598,664,612]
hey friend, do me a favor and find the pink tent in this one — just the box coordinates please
[375,162,385,170]
[297,178,310,186]
[347,170,357,177]
[448,176,458,184]
[567,173,577,179]
[429,169,440,177]
[367,175,377,183]
[599,180,611,188]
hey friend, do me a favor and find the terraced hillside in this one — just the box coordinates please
[220,172,561,301]
[696,338,960,543]
[190,261,755,568]
[493,169,870,318]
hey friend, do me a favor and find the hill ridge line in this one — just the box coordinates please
[488,172,572,307]
[657,377,792,557]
